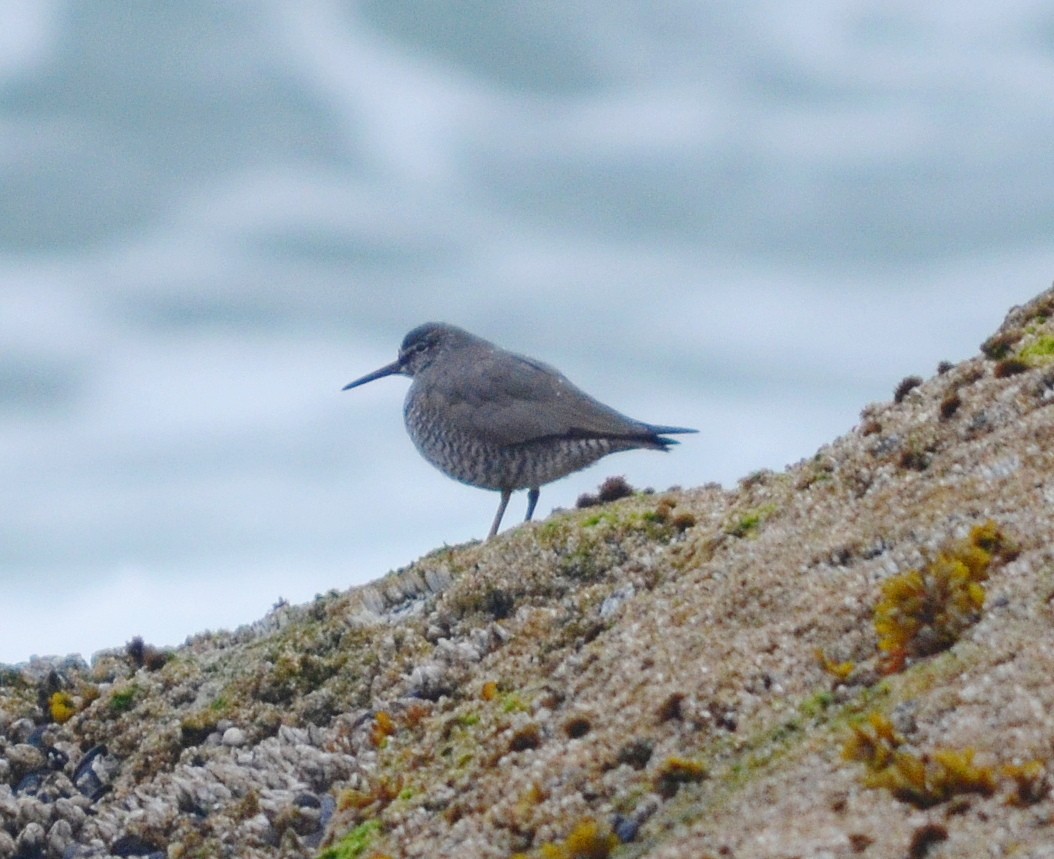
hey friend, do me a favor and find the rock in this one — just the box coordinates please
[17,793,53,832]
[221,727,246,747]
[46,818,72,858]
[14,822,45,856]
[3,288,1054,859]
[6,744,44,780]
[52,797,87,829]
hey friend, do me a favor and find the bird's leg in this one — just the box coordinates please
[489,489,512,539]
[525,487,540,522]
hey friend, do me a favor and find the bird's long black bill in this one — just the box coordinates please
[650,425,698,435]
[342,359,403,390]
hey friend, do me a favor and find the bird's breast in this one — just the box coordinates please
[403,386,633,491]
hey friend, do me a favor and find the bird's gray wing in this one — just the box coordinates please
[423,351,652,447]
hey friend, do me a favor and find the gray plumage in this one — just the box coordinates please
[343,323,696,538]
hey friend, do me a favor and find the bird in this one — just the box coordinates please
[343,323,696,539]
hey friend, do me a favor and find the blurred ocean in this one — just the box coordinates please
[3,1,1054,662]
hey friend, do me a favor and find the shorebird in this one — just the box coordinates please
[343,323,696,538]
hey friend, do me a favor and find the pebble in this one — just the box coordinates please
[46,818,72,856]
[5,744,44,778]
[221,727,246,747]
[14,821,45,855]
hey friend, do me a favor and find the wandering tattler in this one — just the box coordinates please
[343,323,696,538]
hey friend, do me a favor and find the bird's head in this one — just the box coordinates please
[342,322,476,389]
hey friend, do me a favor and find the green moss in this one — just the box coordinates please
[547,498,685,547]
[798,690,836,719]
[725,504,777,538]
[536,517,570,543]
[317,819,382,859]
[755,719,801,756]
[501,693,530,714]
[109,685,138,713]
[716,681,893,792]
[1019,334,1054,365]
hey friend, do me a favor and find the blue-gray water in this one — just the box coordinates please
[3,2,1054,662]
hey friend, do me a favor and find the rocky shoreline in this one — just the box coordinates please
[4,286,1054,858]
